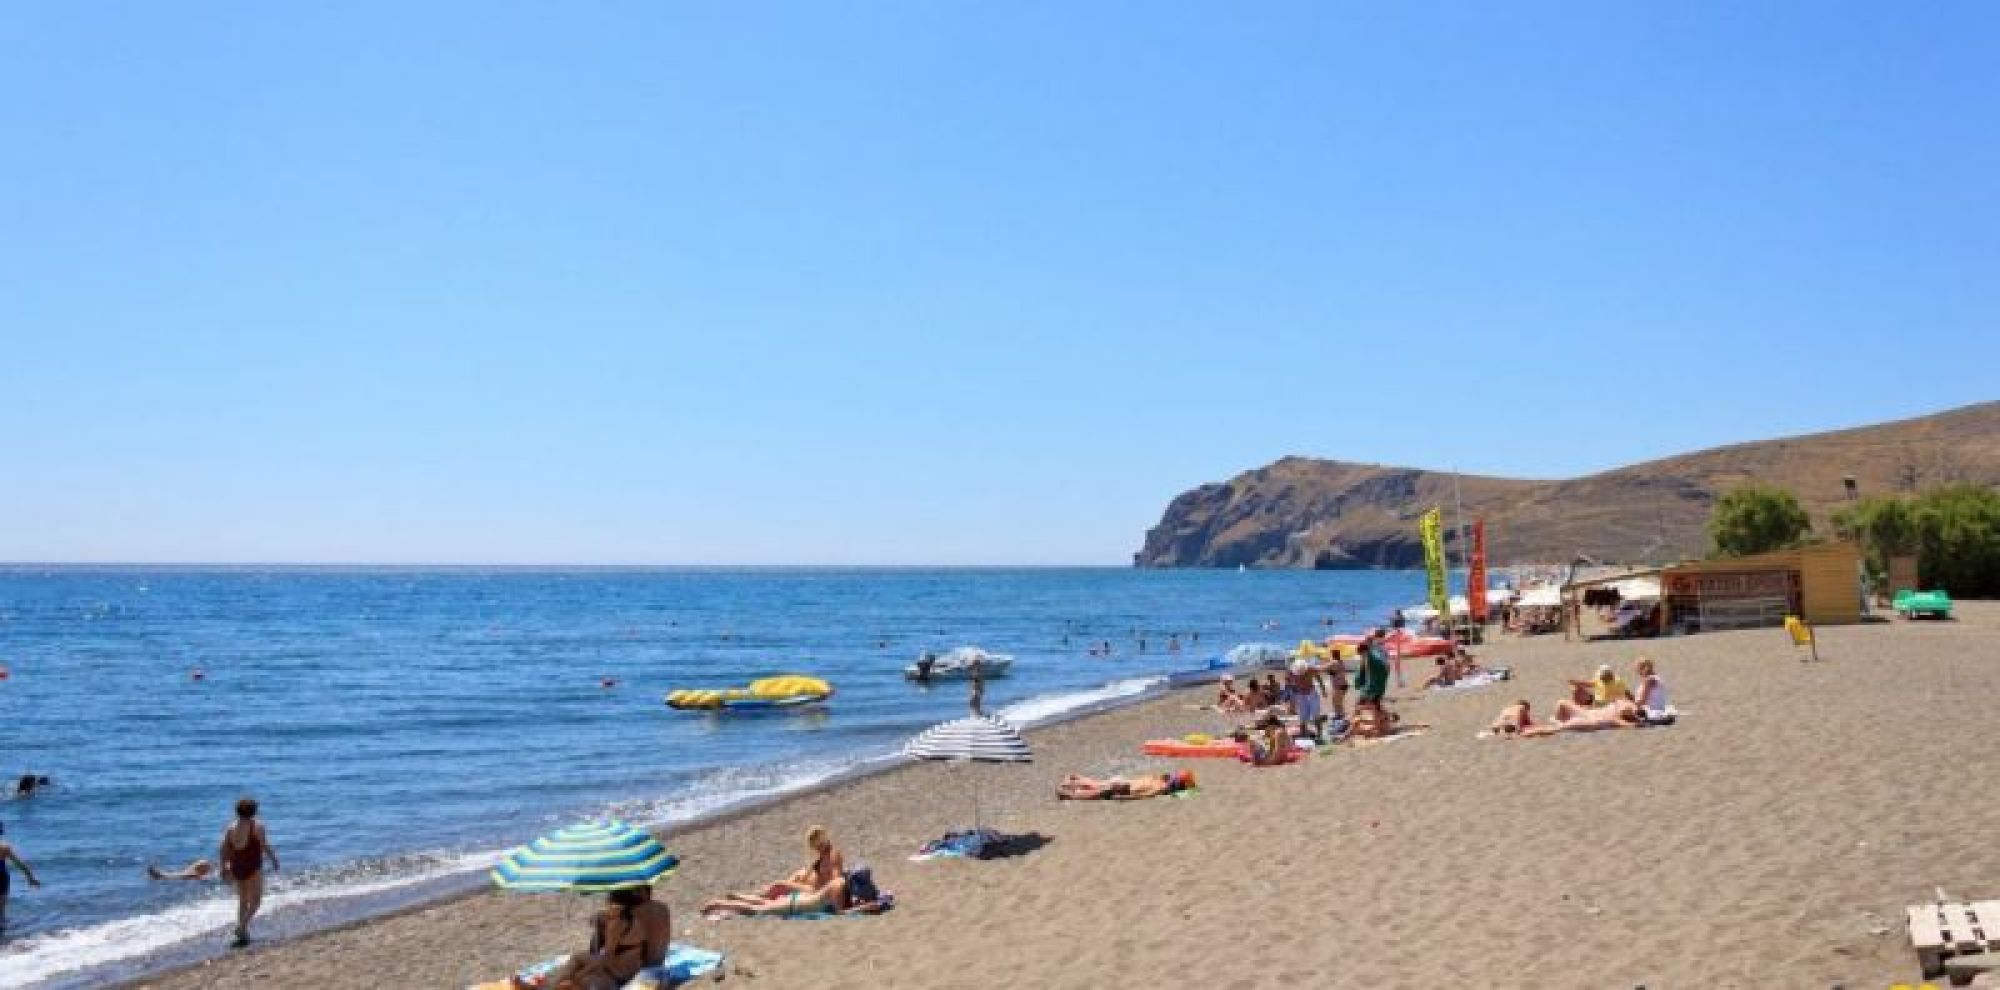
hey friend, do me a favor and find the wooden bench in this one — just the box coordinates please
[1910,900,2000,981]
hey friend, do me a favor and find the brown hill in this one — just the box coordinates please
[1134,401,2000,568]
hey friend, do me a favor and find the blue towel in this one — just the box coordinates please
[910,828,1000,861]
[623,944,724,988]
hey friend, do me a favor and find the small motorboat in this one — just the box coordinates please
[905,646,1013,682]
[665,674,834,712]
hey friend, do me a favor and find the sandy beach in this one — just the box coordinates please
[124,604,2000,990]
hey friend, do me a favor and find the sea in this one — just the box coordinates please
[0,566,1427,988]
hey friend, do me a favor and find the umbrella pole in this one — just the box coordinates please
[960,764,976,832]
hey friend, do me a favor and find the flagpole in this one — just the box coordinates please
[1451,470,1468,634]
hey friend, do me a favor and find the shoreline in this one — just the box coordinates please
[53,676,1179,990]
[79,606,2000,989]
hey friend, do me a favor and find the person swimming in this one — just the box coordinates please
[148,859,215,881]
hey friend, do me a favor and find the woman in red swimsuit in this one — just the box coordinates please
[218,796,279,948]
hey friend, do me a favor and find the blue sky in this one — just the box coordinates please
[4,2,1995,564]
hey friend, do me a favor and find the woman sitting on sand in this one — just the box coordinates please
[544,886,671,990]
[1057,771,1194,800]
[1631,657,1669,714]
[1233,712,1294,765]
[1518,698,1642,738]
[1216,676,1250,713]
[722,826,845,907]
[1567,665,1632,706]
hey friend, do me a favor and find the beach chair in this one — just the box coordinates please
[1908,898,2000,980]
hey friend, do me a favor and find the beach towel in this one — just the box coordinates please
[1347,728,1429,749]
[910,828,1001,861]
[705,892,897,921]
[625,945,727,987]
[470,944,724,990]
[772,891,897,918]
[1428,668,1512,693]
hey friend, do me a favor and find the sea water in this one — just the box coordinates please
[0,566,1422,987]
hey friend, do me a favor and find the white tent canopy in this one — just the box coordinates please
[1403,589,1519,620]
[1612,577,1662,601]
[1517,587,1562,608]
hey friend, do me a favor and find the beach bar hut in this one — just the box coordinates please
[1657,541,1862,633]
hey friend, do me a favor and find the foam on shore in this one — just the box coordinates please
[8,676,1170,990]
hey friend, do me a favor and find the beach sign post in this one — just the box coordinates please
[1783,615,1819,662]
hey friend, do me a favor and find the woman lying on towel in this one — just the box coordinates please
[1487,700,1535,737]
[1518,698,1642,737]
[1056,771,1194,800]
[702,874,848,918]
[542,886,672,990]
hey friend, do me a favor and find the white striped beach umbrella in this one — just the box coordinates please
[904,715,1032,829]
[491,820,679,894]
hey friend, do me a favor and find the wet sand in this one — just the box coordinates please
[128,603,2000,989]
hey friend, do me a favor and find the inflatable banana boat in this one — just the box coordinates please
[665,675,834,712]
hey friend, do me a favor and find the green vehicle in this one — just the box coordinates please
[1893,589,1954,619]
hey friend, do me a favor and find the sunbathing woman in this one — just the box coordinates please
[715,826,845,906]
[1487,700,1534,737]
[1518,698,1642,737]
[702,873,847,918]
[1056,771,1193,800]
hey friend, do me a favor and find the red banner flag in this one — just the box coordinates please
[1468,519,1489,622]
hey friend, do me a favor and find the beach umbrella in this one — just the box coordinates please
[904,715,1032,830]
[490,819,679,894]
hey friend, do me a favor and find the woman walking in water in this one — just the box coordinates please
[218,797,279,948]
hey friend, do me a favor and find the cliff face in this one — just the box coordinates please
[1136,401,2000,568]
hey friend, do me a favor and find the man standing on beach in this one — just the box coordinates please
[1356,630,1391,724]
[968,653,985,717]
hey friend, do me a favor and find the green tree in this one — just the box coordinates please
[1912,484,2000,597]
[1708,484,1812,557]
[1832,494,1917,587]
[1832,484,2000,597]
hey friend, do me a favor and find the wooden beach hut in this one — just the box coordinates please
[1658,541,1864,632]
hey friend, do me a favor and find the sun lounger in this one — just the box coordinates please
[1909,899,1999,979]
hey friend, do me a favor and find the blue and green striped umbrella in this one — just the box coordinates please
[490,820,679,894]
